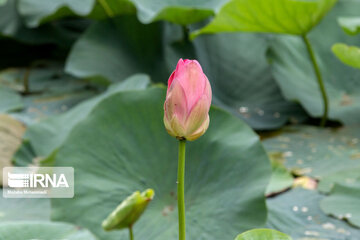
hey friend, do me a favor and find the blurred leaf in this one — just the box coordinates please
[0,221,96,240]
[191,31,308,130]
[0,64,99,124]
[191,0,337,38]
[338,17,360,35]
[0,87,23,113]
[263,125,360,179]
[0,0,85,47]
[332,43,360,69]
[0,189,50,221]
[268,0,360,124]
[51,87,271,240]
[267,188,360,239]
[15,74,150,165]
[235,229,292,240]
[266,153,293,196]
[19,0,228,27]
[321,180,360,228]
[318,167,360,193]
[69,19,307,130]
[65,16,167,84]
[0,114,25,185]
[18,0,96,27]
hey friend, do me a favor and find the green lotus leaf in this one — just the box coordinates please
[0,189,50,221]
[191,0,337,38]
[0,221,96,240]
[265,153,294,196]
[338,17,360,35]
[318,167,360,193]
[18,0,227,27]
[13,74,150,166]
[235,229,292,240]
[267,188,360,239]
[51,87,271,240]
[65,17,167,85]
[102,189,154,231]
[332,43,360,69]
[0,87,23,113]
[263,125,360,180]
[320,180,360,228]
[268,0,360,124]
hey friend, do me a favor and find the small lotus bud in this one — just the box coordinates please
[102,189,154,231]
[164,59,212,141]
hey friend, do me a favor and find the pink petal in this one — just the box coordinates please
[185,95,210,136]
[165,81,188,125]
[176,60,206,111]
[186,115,210,141]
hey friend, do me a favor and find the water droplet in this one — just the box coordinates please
[345,213,352,218]
[322,222,335,230]
[307,216,313,221]
[304,231,320,236]
[239,107,248,113]
[301,207,308,212]
[292,206,299,212]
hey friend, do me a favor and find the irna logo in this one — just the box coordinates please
[8,172,69,188]
[3,167,74,198]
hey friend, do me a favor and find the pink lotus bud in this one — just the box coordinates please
[164,59,212,141]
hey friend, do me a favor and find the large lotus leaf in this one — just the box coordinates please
[235,229,292,240]
[332,43,360,69]
[262,125,360,180]
[16,74,150,165]
[320,180,360,228]
[51,87,271,240]
[338,17,360,35]
[65,16,168,84]
[19,0,228,27]
[268,0,360,124]
[0,87,23,113]
[267,188,360,239]
[0,221,96,240]
[191,0,337,38]
[0,190,50,221]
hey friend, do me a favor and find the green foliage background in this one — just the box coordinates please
[1,0,360,239]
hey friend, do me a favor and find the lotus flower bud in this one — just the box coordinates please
[102,189,154,231]
[164,59,212,141]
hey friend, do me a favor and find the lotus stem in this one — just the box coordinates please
[129,226,134,240]
[177,139,186,240]
[302,35,329,127]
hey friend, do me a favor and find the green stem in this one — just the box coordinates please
[98,0,114,17]
[177,139,186,240]
[302,35,328,127]
[129,226,134,240]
